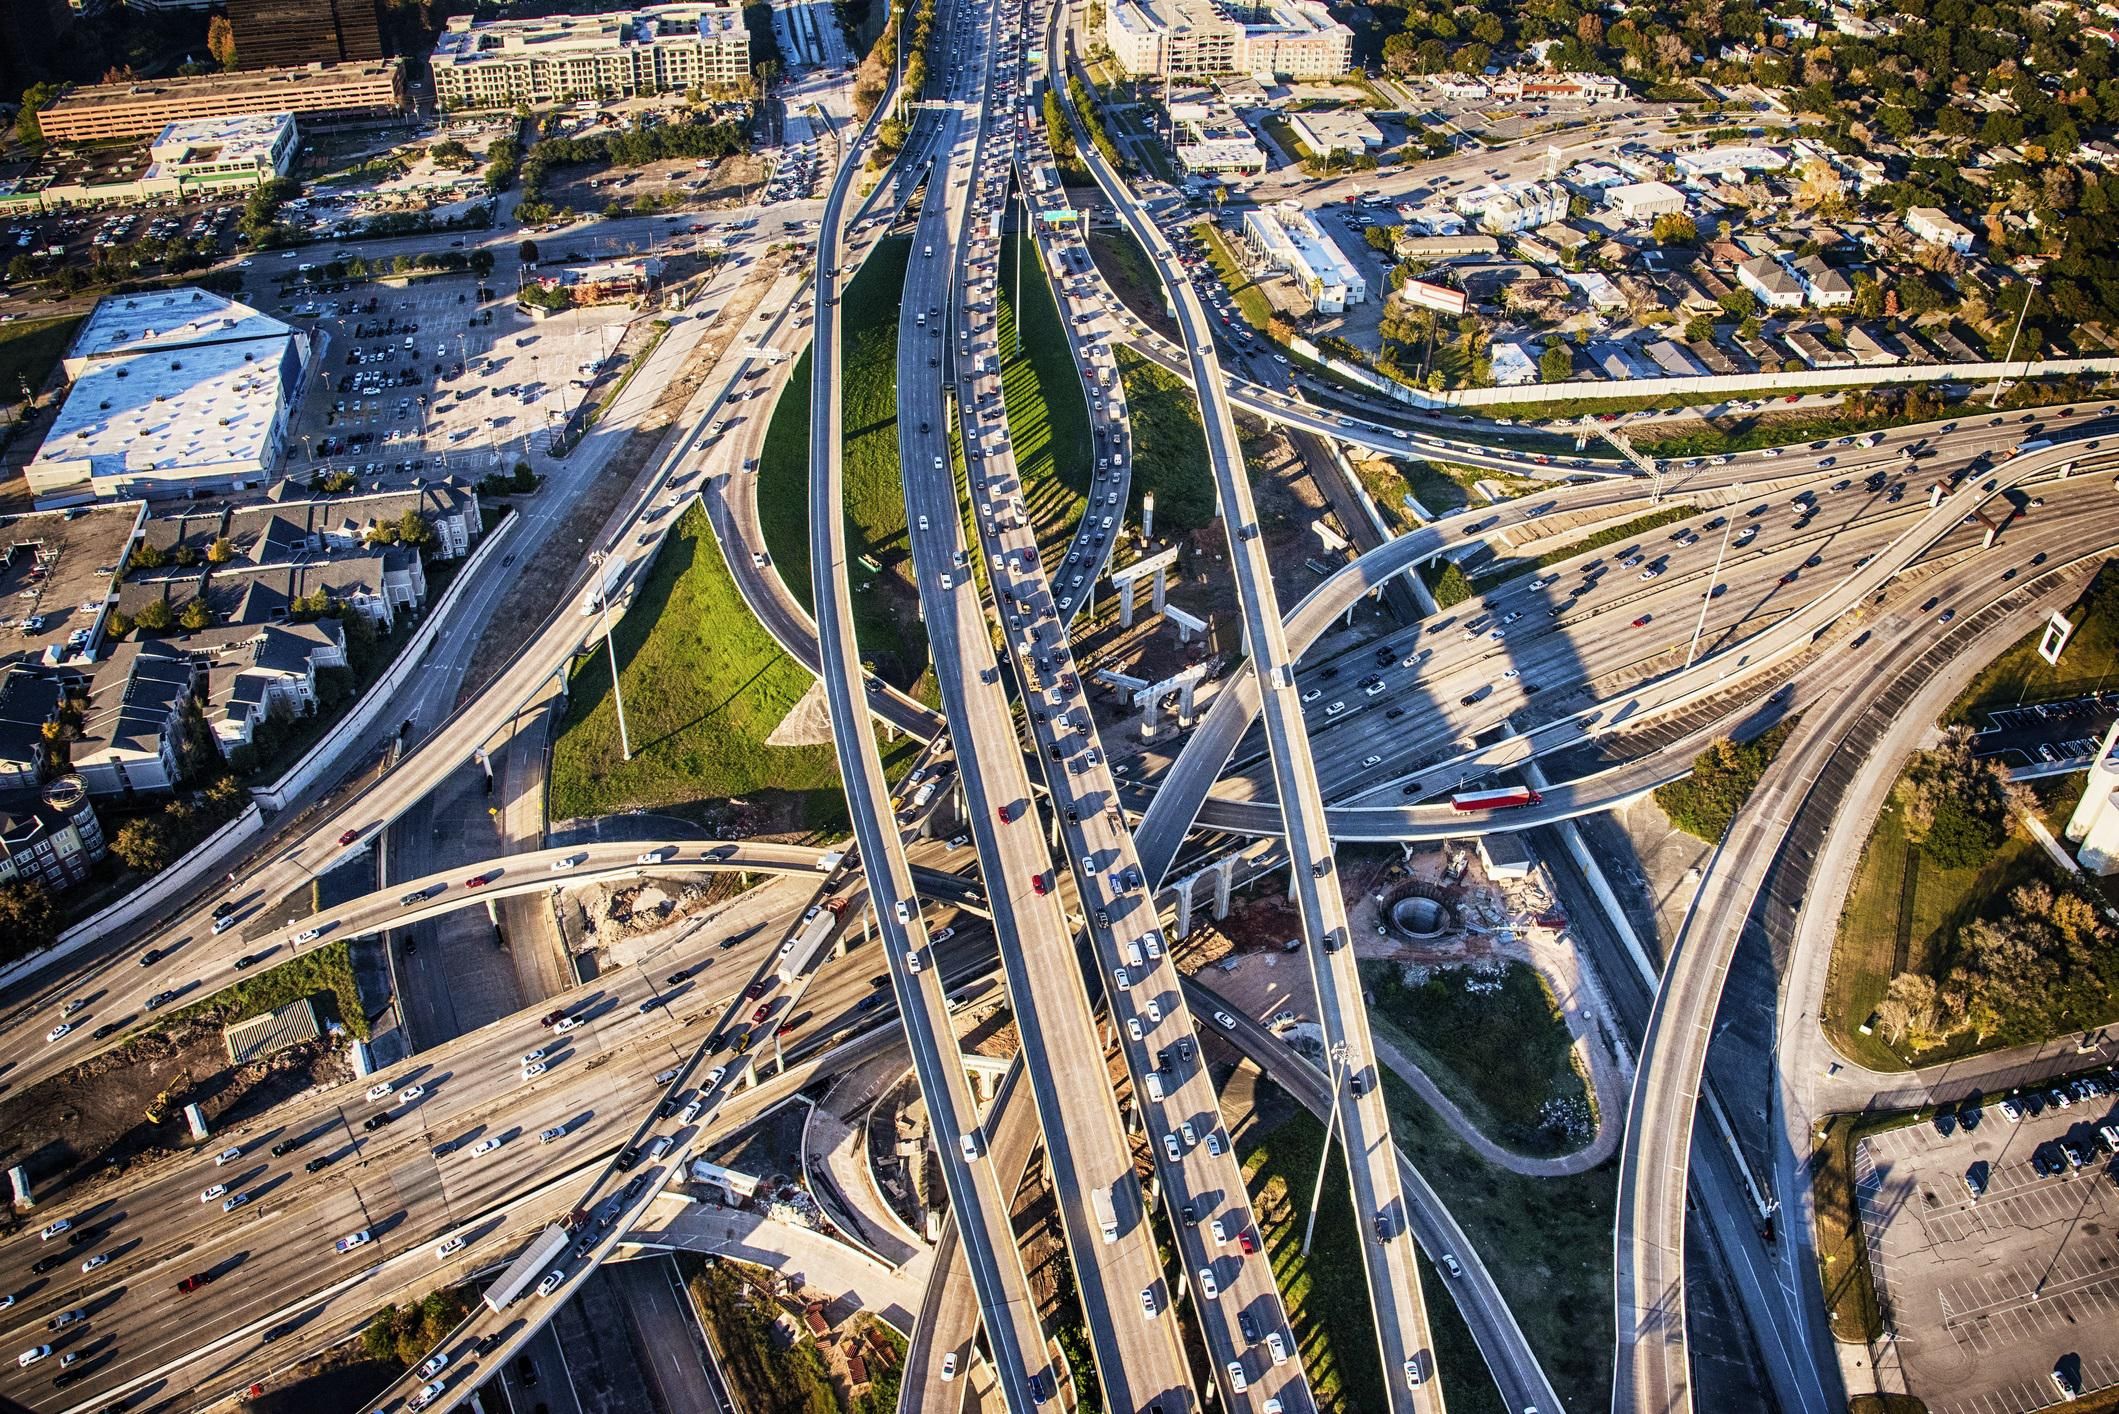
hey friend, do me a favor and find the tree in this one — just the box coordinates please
[17,82,63,145]
[207,14,238,68]
[1874,972,1946,1049]
[179,600,212,631]
[1651,212,1698,245]
[112,817,175,874]
[394,510,433,548]
[0,881,60,962]
[134,599,174,632]
[206,536,236,565]
[1683,312,1716,343]
[1717,286,1760,320]
[517,239,540,266]
[1539,342,1574,383]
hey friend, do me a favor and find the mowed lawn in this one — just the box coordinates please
[1824,793,2056,1071]
[1363,960,1594,1159]
[752,235,929,685]
[1949,559,2119,722]
[548,503,848,824]
[1114,346,1217,530]
[996,227,1093,565]
[0,315,83,404]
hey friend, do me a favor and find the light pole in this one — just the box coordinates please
[589,549,634,761]
[1987,273,2040,409]
[1301,1040,1349,1257]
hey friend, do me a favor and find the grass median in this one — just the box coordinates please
[1948,560,2119,722]
[996,227,1093,564]
[753,234,929,686]
[548,502,882,831]
[1114,346,1215,530]
[161,940,366,1040]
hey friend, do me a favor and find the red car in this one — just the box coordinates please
[997,802,1014,823]
[1238,1229,1258,1254]
[1031,872,1050,896]
[465,872,495,888]
[338,829,361,846]
[745,981,769,999]
[1632,614,1653,627]
[751,1004,771,1024]
[539,1009,567,1027]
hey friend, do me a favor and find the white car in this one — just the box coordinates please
[553,1017,581,1034]
[215,1146,242,1166]
[539,1126,567,1144]
[336,1229,372,1254]
[201,1184,227,1203]
[294,928,322,944]
[38,1220,70,1241]
[410,1380,448,1411]
[550,854,582,871]
[704,1066,727,1089]
[521,1048,547,1067]
[522,1062,547,1080]
[418,1353,450,1379]
[1214,1011,1236,1030]
[80,1253,109,1274]
[44,1024,70,1044]
[941,1352,960,1381]
[17,1346,50,1368]
[366,1081,395,1102]
[1198,1265,1220,1298]
[536,1270,566,1297]
[472,1137,503,1156]
[222,1192,250,1214]
[1127,1018,1143,1041]
[396,1085,425,1104]
[1145,999,1162,1023]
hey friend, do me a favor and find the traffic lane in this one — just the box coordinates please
[604,1256,724,1414]
[909,99,1195,1411]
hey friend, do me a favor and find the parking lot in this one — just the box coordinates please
[257,253,654,490]
[1860,1068,2119,1414]
[1973,692,2119,770]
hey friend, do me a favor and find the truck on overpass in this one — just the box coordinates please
[483,1225,570,1313]
[776,907,840,987]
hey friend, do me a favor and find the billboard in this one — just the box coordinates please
[1398,277,1469,316]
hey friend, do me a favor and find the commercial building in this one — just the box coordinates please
[1286,109,1382,158]
[1905,205,1975,252]
[27,288,310,503]
[1239,202,1365,313]
[32,61,404,145]
[430,5,751,111]
[2067,720,2119,874]
[527,256,666,308]
[227,0,385,70]
[1672,145,1788,182]
[1102,0,1351,80]
[1452,180,1569,235]
[0,113,298,214]
[0,777,107,893]
[1603,180,1687,223]
[1396,277,1468,316]
[1168,92,1266,176]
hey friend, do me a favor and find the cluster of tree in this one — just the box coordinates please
[110,773,247,875]
[363,510,435,550]
[108,597,211,635]
[361,1290,473,1369]
[513,116,744,219]
[477,462,542,496]
[426,138,477,171]
[1876,878,2117,1051]
[1654,724,1797,842]
[1068,77,1130,174]
[1043,90,1080,176]
[1892,729,2033,868]
[0,880,62,963]
[519,280,572,312]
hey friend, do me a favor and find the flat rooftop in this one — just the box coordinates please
[67,288,294,371]
[0,505,143,669]
[40,61,401,114]
[40,339,295,480]
[149,113,293,168]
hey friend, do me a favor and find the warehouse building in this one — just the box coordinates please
[26,288,310,504]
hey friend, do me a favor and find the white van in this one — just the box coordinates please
[1145,1072,1165,1102]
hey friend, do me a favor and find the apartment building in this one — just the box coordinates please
[1239,202,1366,313]
[430,5,750,110]
[1103,0,1351,80]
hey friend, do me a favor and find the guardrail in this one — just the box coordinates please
[249,509,521,811]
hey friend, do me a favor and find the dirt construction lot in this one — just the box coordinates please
[1861,1078,2119,1414]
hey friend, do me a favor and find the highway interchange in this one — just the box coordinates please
[5,2,2119,1412]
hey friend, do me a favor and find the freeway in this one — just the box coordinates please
[897,2,1202,1401]
[1063,20,1441,1410]
[1609,467,2119,1413]
[805,15,1056,1407]
[938,12,1302,1401]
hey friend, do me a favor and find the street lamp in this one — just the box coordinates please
[1684,485,1738,670]
[588,549,634,761]
[1987,273,2041,409]
[1301,1040,1349,1257]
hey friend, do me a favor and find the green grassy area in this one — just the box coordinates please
[0,315,84,402]
[1814,1108,1926,1342]
[1114,346,1216,530]
[1192,221,1277,333]
[1380,1071,1615,1409]
[1364,961,1594,1159]
[162,940,366,1040]
[1086,225,1181,343]
[1948,560,2119,723]
[1239,1103,1503,1414]
[1469,505,1695,590]
[1823,792,2065,1072]
[1418,557,1474,608]
[1399,460,1473,514]
[547,502,862,829]
[751,235,929,683]
[997,227,1092,565]
[1653,720,1796,843]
